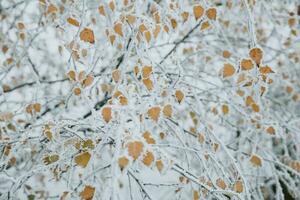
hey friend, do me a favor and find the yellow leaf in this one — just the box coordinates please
[153,24,161,38]
[156,160,163,172]
[127,141,144,160]
[222,104,229,115]
[43,154,59,165]
[240,59,254,70]
[222,50,231,58]
[82,75,94,88]
[67,17,80,27]
[181,12,189,22]
[206,7,217,20]
[143,78,153,91]
[143,151,154,166]
[126,15,136,25]
[193,190,199,200]
[119,95,128,105]
[245,96,255,106]
[143,131,156,144]
[80,185,95,200]
[112,69,121,83]
[33,103,41,113]
[163,104,173,118]
[75,152,91,168]
[200,21,210,30]
[102,107,112,123]
[251,103,260,112]
[114,23,123,37]
[170,18,177,29]
[139,23,147,33]
[175,90,184,103]
[80,28,95,44]
[73,87,81,96]
[259,66,274,74]
[233,180,244,193]
[249,47,263,64]
[144,30,151,43]
[142,66,152,78]
[118,156,129,171]
[109,34,116,45]
[109,1,115,11]
[216,178,227,189]
[98,5,106,16]
[193,5,204,20]
[250,154,262,167]
[67,70,76,81]
[47,4,58,15]
[266,126,275,135]
[222,63,235,78]
[147,106,161,122]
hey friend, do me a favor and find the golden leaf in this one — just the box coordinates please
[175,90,184,103]
[249,47,263,64]
[143,131,156,144]
[33,103,41,112]
[82,75,94,88]
[142,151,154,166]
[143,78,153,91]
[193,190,199,200]
[216,178,227,189]
[102,107,112,123]
[109,0,115,11]
[181,12,189,22]
[47,4,58,15]
[74,152,91,168]
[222,63,235,78]
[119,95,128,105]
[170,18,177,29]
[241,59,254,70]
[43,154,59,165]
[147,106,161,122]
[250,154,262,167]
[156,160,163,172]
[114,23,123,37]
[118,156,129,171]
[126,15,136,25]
[259,66,274,74]
[112,69,121,83]
[193,5,204,20]
[206,8,217,20]
[251,103,260,112]
[144,31,151,43]
[98,5,106,16]
[80,185,95,200]
[67,70,76,81]
[153,24,161,38]
[142,66,152,78]
[73,87,81,96]
[222,50,231,58]
[67,17,80,27]
[127,141,144,160]
[200,21,210,30]
[266,126,275,135]
[162,104,173,118]
[80,28,95,44]
[233,180,244,193]
[222,104,229,115]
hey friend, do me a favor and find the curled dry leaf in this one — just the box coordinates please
[127,141,144,160]
[222,63,235,78]
[142,151,154,166]
[250,154,262,167]
[102,107,112,123]
[249,47,263,64]
[80,28,95,44]
[80,185,95,200]
[147,106,161,122]
[206,7,217,20]
[193,5,204,20]
[118,156,129,171]
[43,154,59,165]
[74,151,91,168]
